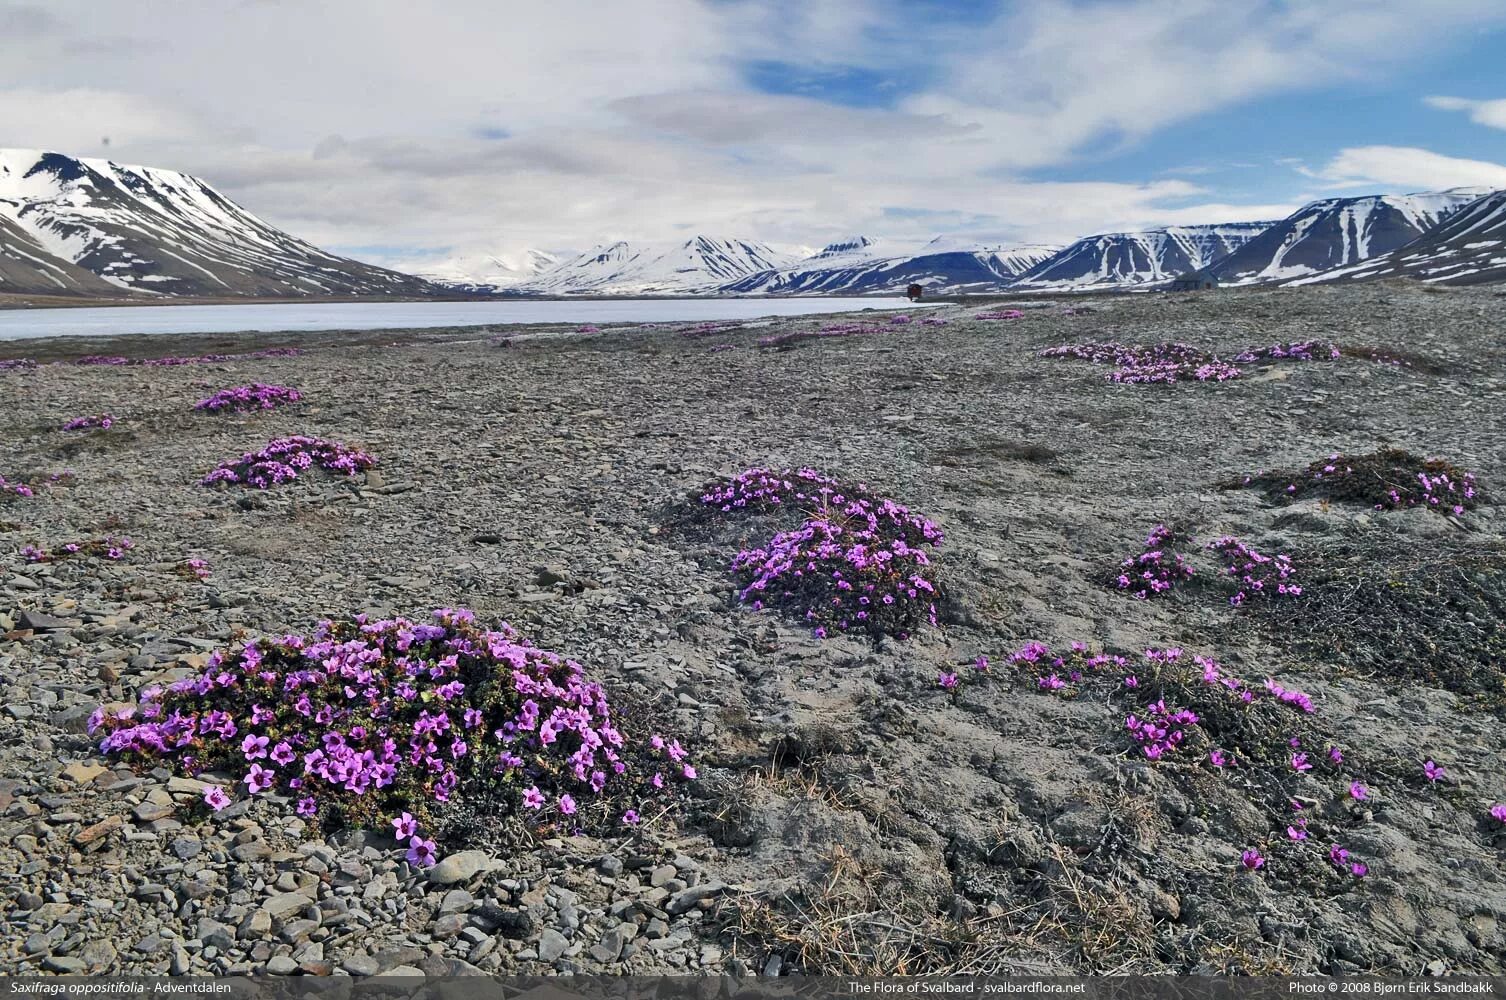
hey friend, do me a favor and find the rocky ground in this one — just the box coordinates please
[2,280,1504,977]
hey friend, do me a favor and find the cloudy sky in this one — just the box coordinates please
[4,0,1506,268]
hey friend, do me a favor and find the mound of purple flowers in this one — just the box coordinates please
[21,536,134,564]
[1241,449,1481,517]
[0,358,37,372]
[91,609,693,842]
[1209,537,1301,606]
[62,414,115,431]
[1041,341,1243,383]
[195,384,304,414]
[0,474,34,500]
[1232,341,1341,363]
[202,436,376,489]
[701,467,944,640]
[1115,524,1196,599]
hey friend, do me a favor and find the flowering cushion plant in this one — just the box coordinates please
[202,436,376,488]
[699,467,944,640]
[194,384,303,414]
[21,536,134,563]
[0,470,74,503]
[1042,338,1353,384]
[62,414,115,431]
[1115,524,1196,599]
[1209,537,1301,606]
[1234,449,1482,517]
[91,609,694,847]
[975,641,1374,882]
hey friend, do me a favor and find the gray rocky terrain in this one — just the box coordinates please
[2,281,1504,977]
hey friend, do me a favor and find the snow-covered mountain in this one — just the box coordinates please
[0,211,120,296]
[721,236,1059,294]
[1010,223,1275,290]
[1288,189,1506,287]
[520,236,809,295]
[402,248,564,292]
[1208,189,1489,285]
[0,149,436,298]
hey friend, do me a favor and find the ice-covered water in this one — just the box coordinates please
[0,297,933,341]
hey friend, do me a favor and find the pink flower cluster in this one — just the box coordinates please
[1041,336,1351,384]
[1232,341,1341,363]
[993,641,1373,878]
[0,358,38,372]
[62,414,114,431]
[194,384,303,414]
[201,436,376,489]
[1386,469,1477,516]
[91,609,693,846]
[1209,536,1300,606]
[702,467,944,640]
[1116,524,1195,599]
[1040,341,1243,383]
[1246,450,1482,517]
[21,536,134,564]
[1126,699,1202,760]
[0,474,34,500]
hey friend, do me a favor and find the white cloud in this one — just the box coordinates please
[1426,95,1506,131]
[1,0,1503,259]
[1312,145,1506,191]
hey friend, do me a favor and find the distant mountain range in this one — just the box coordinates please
[0,149,434,298]
[1285,188,1506,287]
[1207,189,1490,285]
[1009,223,1273,290]
[1,148,1503,301]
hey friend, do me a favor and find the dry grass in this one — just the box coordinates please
[714,837,1162,975]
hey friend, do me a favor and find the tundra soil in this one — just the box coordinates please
[2,282,1504,976]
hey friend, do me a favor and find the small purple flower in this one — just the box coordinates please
[558,794,577,816]
[242,763,275,794]
[938,672,958,690]
[1489,804,1506,824]
[1423,760,1445,783]
[1240,849,1264,871]
[406,836,437,868]
[1349,782,1369,801]
[522,786,544,810]
[296,797,317,816]
[622,809,641,826]
[202,786,231,811]
[392,812,418,840]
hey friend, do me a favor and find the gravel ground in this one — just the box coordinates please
[2,280,1505,977]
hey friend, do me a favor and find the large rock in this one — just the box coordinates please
[427,850,493,886]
